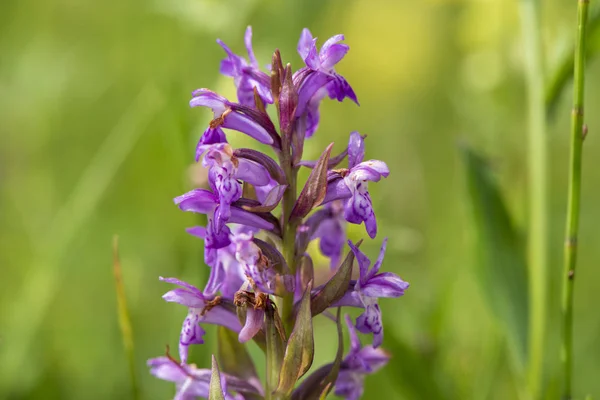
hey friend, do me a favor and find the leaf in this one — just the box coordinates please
[270,49,284,103]
[265,304,286,396]
[291,143,334,220]
[242,184,287,213]
[217,326,258,381]
[311,243,360,317]
[545,6,600,117]
[279,64,298,135]
[291,308,344,400]
[209,355,226,400]
[298,255,314,294]
[461,145,528,369]
[276,282,315,396]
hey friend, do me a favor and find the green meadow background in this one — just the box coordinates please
[1,0,599,398]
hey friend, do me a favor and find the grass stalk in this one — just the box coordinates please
[519,0,548,396]
[561,0,590,398]
[113,236,140,400]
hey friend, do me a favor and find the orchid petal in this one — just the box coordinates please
[174,189,218,214]
[229,207,274,230]
[190,89,228,115]
[362,273,409,298]
[297,28,314,60]
[162,288,206,309]
[322,177,352,204]
[347,131,365,169]
[238,307,264,343]
[235,158,271,186]
[320,43,349,71]
[347,240,371,283]
[179,311,206,363]
[244,26,258,66]
[355,302,383,348]
[223,112,274,145]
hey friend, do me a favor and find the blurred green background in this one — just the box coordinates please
[1,0,599,398]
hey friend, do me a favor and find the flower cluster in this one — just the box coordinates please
[148,26,409,400]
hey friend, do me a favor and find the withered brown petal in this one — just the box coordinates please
[252,238,288,273]
[290,143,334,220]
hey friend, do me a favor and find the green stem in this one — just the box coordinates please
[562,0,589,398]
[280,165,298,339]
[519,0,548,396]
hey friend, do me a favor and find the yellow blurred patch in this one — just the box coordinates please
[343,1,435,91]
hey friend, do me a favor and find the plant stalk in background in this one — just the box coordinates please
[562,0,590,398]
[519,0,548,396]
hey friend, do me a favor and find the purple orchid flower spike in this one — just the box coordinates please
[323,131,389,238]
[148,356,259,400]
[159,277,242,364]
[294,28,358,136]
[334,315,391,400]
[218,26,273,107]
[153,27,404,398]
[190,89,279,146]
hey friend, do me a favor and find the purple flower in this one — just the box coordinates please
[148,356,259,400]
[218,26,273,107]
[159,277,242,364]
[185,225,248,299]
[190,89,277,146]
[334,238,409,347]
[323,132,389,238]
[294,29,358,136]
[196,143,271,223]
[194,126,227,162]
[233,232,275,294]
[334,315,390,400]
[304,200,346,269]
